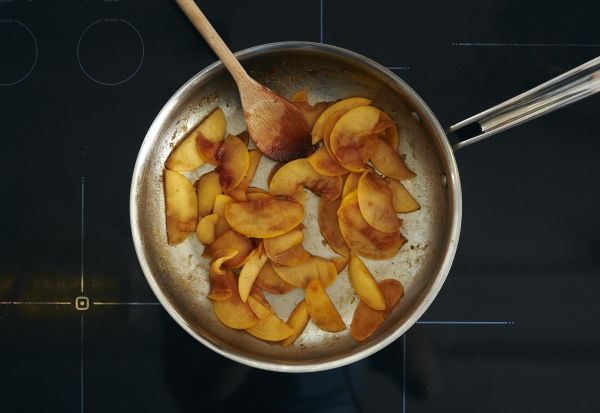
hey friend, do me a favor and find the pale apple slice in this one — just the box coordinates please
[312,97,373,145]
[332,256,350,274]
[246,295,294,341]
[254,261,296,294]
[322,110,348,156]
[225,149,261,202]
[272,256,337,289]
[196,170,223,217]
[269,158,343,201]
[357,171,401,233]
[305,278,345,332]
[318,196,350,257]
[348,254,386,310]
[269,244,311,266]
[370,139,416,180]
[351,279,404,341]
[164,134,205,172]
[307,145,349,177]
[263,229,304,258]
[212,270,259,329]
[383,177,421,213]
[212,194,235,238]
[209,229,254,269]
[207,248,238,300]
[216,134,250,192]
[196,213,218,245]
[164,170,198,246]
[197,107,227,143]
[225,198,304,238]
[238,246,268,302]
[249,286,275,314]
[377,111,399,150]
[282,299,310,348]
[342,172,361,199]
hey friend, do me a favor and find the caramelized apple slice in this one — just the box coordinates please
[207,248,238,300]
[238,246,268,302]
[249,286,275,314]
[307,146,349,177]
[210,229,254,269]
[196,107,227,143]
[272,256,337,289]
[246,296,294,341]
[269,158,343,201]
[196,213,218,245]
[357,171,401,233]
[196,170,223,217]
[282,299,310,348]
[225,198,304,238]
[377,111,399,150]
[323,110,348,156]
[318,196,351,257]
[383,177,421,213]
[312,97,373,145]
[164,170,198,246]
[351,279,404,341]
[225,149,261,202]
[264,229,304,258]
[237,130,250,147]
[287,187,306,206]
[331,256,350,274]
[246,192,274,201]
[267,162,284,187]
[305,278,345,332]
[212,270,259,329]
[254,261,296,294]
[342,172,361,199]
[348,254,386,310]
[269,244,311,266]
[370,139,416,180]
[216,134,250,192]
[212,194,235,238]
[196,134,223,165]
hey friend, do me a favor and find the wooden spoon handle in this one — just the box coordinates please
[175,0,250,86]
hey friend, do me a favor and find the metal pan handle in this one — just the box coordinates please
[446,56,600,151]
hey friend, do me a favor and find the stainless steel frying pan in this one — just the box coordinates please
[130,42,600,372]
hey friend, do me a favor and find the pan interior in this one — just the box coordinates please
[131,43,460,372]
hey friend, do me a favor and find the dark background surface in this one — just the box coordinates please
[1,0,599,412]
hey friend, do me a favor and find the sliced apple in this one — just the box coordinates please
[282,299,310,348]
[267,162,284,187]
[290,89,308,103]
[305,278,345,332]
[249,285,275,314]
[165,134,205,172]
[254,261,296,294]
[215,134,250,192]
[332,256,350,274]
[383,177,420,213]
[269,244,311,266]
[351,279,404,341]
[263,229,304,257]
[318,196,350,257]
[196,107,227,143]
[342,172,361,199]
[370,139,417,180]
[246,295,294,341]
[196,170,223,217]
[238,246,268,302]
[348,254,386,310]
[377,111,399,150]
[225,198,304,238]
[196,213,218,245]
[357,171,401,233]
[246,192,274,202]
[323,110,348,156]
[212,194,235,238]
[237,130,250,147]
[307,145,349,177]
[225,149,261,201]
[164,170,198,246]
[207,248,238,300]
[212,270,259,329]
[209,229,254,269]
[312,97,373,145]
[269,158,343,201]
[272,256,337,289]
[287,187,306,206]
[196,134,223,165]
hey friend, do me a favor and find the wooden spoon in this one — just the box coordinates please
[175,0,311,162]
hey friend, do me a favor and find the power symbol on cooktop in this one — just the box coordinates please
[76,296,89,311]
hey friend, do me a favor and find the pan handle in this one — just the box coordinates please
[446,56,600,151]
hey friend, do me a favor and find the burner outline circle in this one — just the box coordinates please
[0,20,39,86]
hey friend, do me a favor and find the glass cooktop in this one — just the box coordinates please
[1,0,599,412]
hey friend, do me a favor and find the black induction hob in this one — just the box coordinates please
[2,1,600,412]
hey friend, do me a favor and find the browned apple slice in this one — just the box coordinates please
[338,190,406,260]
[196,213,218,245]
[249,286,275,314]
[195,170,223,217]
[307,146,349,176]
[357,171,401,233]
[237,130,250,147]
[196,134,223,165]
[318,196,351,257]
[282,299,310,348]
[207,248,238,300]
[290,89,308,103]
[305,278,345,332]
[269,158,343,201]
[246,192,274,201]
[238,246,268,302]
[332,256,350,274]
[225,149,261,202]
[323,110,348,156]
[254,261,296,294]
[272,256,337,288]
[287,187,306,206]
[212,270,259,329]
[267,163,284,187]
[209,229,254,269]
[370,139,417,180]
[164,170,198,246]
[312,97,373,145]
[290,91,333,129]
[263,229,304,257]
[383,177,421,213]
[377,111,399,150]
[216,134,250,192]
[245,295,294,341]
[225,198,304,238]
[342,172,361,199]
[269,244,311,266]
[348,254,386,310]
[351,279,404,341]
[212,194,234,238]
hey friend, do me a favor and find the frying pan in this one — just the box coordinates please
[130,41,600,372]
